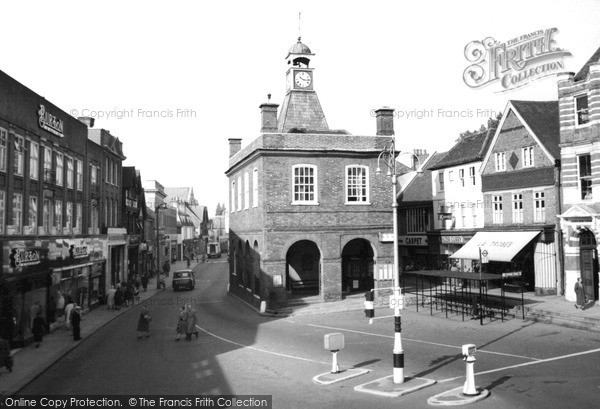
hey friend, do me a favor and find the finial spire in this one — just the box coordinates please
[298,11,302,41]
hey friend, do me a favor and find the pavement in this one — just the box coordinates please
[0,259,199,397]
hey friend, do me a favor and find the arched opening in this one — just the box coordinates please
[286,240,320,296]
[244,241,252,289]
[253,241,260,295]
[342,239,374,294]
[579,229,599,301]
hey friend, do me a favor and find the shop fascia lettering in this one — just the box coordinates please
[9,248,41,268]
[69,244,89,259]
[476,240,513,248]
[38,104,64,137]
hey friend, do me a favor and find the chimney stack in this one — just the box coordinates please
[259,100,279,133]
[374,107,395,136]
[412,149,429,171]
[228,138,242,158]
[78,116,95,128]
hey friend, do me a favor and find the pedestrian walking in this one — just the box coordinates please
[64,298,75,330]
[31,312,46,348]
[106,286,116,310]
[114,285,124,310]
[71,306,82,341]
[175,306,185,341]
[137,307,152,339]
[574,277,586,310]
[30,301,42,330]
[0,336,13,373]
[184,304,198,341]
[141,273,148,292]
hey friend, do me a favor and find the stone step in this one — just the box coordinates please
[524,309,600,332]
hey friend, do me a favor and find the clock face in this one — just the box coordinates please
[294,71,312,88]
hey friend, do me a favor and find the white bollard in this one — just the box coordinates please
[331,350,340,374]
[462,344,478,396]
[259,301,267,313]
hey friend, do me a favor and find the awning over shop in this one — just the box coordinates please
[449,231,540,262]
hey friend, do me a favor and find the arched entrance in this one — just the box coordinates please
[286,240,320,296]
[579,229,599,301]
[342,239,374,293]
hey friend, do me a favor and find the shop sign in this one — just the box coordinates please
[379,232,394,242]
[398,235,427,246]
[69,244,89,259]
[9,248,41,268]
[441,236,467,244]
[38,104,64,137]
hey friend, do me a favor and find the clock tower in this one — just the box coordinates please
[278,37,329,133]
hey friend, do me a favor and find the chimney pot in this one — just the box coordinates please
[78,116,95,128]
[228,138,242,158]
[259,102,279,133]
[374,107,395,136]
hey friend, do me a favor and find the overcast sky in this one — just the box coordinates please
[2,0,599,216]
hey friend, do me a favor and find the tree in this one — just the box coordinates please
[456,111,502,142]
[215,203,226,216]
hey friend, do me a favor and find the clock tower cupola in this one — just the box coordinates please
[278,37,329,133]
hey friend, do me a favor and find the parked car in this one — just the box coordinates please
[172,269,195,291]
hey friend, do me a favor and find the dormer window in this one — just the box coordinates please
[575,94,589,125]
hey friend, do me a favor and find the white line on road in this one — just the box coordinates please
[291,322,541,362]
[438,347,600,383]
[195,324,331,366]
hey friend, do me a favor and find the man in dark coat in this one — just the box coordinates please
[114,285,124,310]
[71,306,82,341]
[32,312,46,348]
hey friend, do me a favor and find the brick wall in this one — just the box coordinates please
[483,186,557,226]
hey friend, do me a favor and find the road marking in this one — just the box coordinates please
[195,324,331,366]
[438,347,600,383]
[291,322,540,362]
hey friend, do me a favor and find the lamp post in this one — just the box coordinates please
[155,202,169,290]
[376,138,404,384]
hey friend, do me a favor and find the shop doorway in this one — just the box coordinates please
[286,240,320,296]
[579,230,599,301]
[342,239,374,293]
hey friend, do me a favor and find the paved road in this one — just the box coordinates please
[19,260,600,408]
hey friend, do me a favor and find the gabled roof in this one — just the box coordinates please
[398,151,448,202]
[574,44,600,82]
[429,129,493,171]
[164,187,191,202]
[510,100,560,159]
[481,100,559,172]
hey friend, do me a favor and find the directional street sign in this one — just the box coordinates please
[481,249,489,264]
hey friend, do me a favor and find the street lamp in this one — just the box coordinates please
[155,202,169,290]
[376,138,404,384]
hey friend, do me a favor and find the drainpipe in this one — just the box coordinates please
[555,159,564,295]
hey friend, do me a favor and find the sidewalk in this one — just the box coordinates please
[0,259,200,397]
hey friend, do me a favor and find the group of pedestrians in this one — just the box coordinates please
[175,304,198,341]
[106,279,142,311]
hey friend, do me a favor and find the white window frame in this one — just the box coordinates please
[492,195,503,224]
[533,191,545,223]
[28,196,37,233]
[252,168,258,208]
[76,203,82,233]
[469,166,476,186]
[345,165,370,204]
[575,94,590,126]
[55,152,63,186]
[66,157,74,189]
[406,208,428,233]
[438,171,444,192]
[43,198,53,234]
[448,170,454,182]
[578,154,592,200]
[66,202,73,231]
[55,200,62,230]
[29,141,39,180]
[459,168,465,187]
[522,146,534,168]
[0,128,7,172]
[512,193,523,223]
[292,164,318,205]
[12,193,22,233]
[76,159,83,191]
[231,181,236,213]
[495,152,506,172]
[244,172,250,210]
[0,191,5,234]
[237,176,242,211]
[14,135,24,176]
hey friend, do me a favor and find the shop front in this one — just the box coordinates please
[427,233,476,271]
[399,235,430,272]
[0,243,50,347]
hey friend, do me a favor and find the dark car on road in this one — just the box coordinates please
[172,270,195,291]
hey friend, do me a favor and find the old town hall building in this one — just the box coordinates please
[226,38,396,310]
